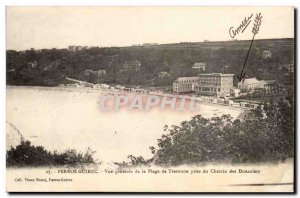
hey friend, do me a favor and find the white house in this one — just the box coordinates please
[262,50,272,59]
[158,71,171,78]
[192,62,206,72]
[238,77,267,92]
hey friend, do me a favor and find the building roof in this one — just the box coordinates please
[239,77,261,85]
[124,60,141,65]
[193,62,206,67]
[261,80,277,84]
[240,78,276,85]
[174,77,199,82]
[198,73,234,77]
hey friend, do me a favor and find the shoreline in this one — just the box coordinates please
[6,85,248,113]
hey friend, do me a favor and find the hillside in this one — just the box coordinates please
[6,38,294,87]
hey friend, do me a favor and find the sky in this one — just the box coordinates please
[6,6,294,50]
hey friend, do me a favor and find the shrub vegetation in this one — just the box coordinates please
[6,140,97,167]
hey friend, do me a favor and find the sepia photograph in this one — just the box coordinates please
[5,6,295,192]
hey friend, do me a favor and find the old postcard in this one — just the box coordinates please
[6,6,295,192]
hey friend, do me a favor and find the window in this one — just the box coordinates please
[203,87,210,92]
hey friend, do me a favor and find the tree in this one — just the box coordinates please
[150,99,294,166]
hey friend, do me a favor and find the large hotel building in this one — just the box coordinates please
[173,73,234,97]
[195,73,234,96]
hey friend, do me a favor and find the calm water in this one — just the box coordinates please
[7,86,243,164]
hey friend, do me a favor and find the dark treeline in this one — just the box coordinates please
[6,140,98,167]
[123,98,294,167]
[7,39,294,87]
